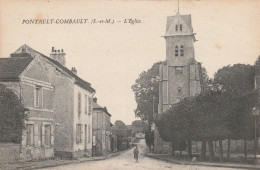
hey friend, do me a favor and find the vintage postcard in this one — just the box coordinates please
[0,0,259,169]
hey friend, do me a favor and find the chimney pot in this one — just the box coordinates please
[58,50,60,53]
[71,67,77,75]
[93,97,97,103]
[61,49,64,53]
[52,47,55,52]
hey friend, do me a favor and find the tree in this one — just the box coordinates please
[214,64,255,94]
[131,61,163,123]
[131,120,147,132]
[0,84,28,143]
[254,55,260,76]
[113,120,127,130]
[214,64,256,158]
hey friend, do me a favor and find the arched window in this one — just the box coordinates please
[175,25,178,31]
[180,24,182,31]
[175,46,179,57]
[180,45,184,56]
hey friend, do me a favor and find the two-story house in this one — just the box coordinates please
[0,50,55,160]
[92,98,111,156]
[11,45,95,158]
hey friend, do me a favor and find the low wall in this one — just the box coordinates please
[0,143,20,163]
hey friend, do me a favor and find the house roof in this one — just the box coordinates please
[0,57,33,81]
[93,102,111,117]
[12,45,95,93]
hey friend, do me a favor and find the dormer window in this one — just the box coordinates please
[175,25,178,31]
[180,24,182,31]
[180,45,184,56]
[175,46,179,57]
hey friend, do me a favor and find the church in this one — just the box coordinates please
[154,8,203,153]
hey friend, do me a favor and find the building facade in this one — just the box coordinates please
[154,11,202,153]
[0,53,55,160]
[11,45,95,158]
[92,98,111,156]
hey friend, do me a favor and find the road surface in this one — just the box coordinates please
[41,140,233,170]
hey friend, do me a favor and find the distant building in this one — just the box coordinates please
[154,10,202,153]
[0,53,55,160]
[92,98,111,156]
[10,45,95,158]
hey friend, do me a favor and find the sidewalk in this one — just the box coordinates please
[0,151,122,170]
[145,153,260,170]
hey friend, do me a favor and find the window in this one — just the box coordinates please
[180,24,182,31]
[180,45,184,56]
[88,97,92,115]
[35,87,40,107]
[175,67,183,75]
[175,25,178,31]
[88,125,91,143]
[78,93,81,116]
[177,87,182,96]
[26,124,34,146]
[44,125,51,146]
[175,46,179,57]
[85,95,88,114]
[76,124,82,144]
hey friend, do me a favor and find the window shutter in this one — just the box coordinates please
[34,124,38,147]
[88,97,92,115]
[51,124,54,146]
[41,124,45,146]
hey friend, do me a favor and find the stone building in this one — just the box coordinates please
[10,45,95,158]
[0,53,55,160]
[154,11,202,153]
[92,98,111,156]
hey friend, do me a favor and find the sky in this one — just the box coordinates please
[0,0,259,125]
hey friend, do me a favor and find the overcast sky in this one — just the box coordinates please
[0,0,259,125]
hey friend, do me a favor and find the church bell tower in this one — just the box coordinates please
[154,4,202,154]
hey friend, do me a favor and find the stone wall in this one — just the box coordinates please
[0,143,20,163]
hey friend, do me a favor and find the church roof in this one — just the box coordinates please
[165,13,193,37]
[0,57,33,81]
[12,44,95,93]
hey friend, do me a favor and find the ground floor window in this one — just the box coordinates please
[26,124,34,146]
[44,125,51,146]
[76,124,82,144]
[88,125,91,143]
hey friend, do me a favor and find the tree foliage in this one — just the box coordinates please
[0,84,28,143]
[112,120,127,130]
[131,61,163,123]
[155,63,257,145]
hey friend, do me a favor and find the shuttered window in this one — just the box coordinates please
[88,125,91,143]
[78,93,81,117]
[85,95,88,114]
[88,97,92,115]
[76,124,82,144]
[44,125,51,146]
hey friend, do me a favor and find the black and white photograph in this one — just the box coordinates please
[0,0,259,169]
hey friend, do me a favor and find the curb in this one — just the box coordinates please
[145,153,260,170]
[22,151,126,170]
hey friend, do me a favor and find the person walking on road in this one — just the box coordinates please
[133,145,139,163]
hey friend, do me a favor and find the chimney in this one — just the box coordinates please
[50,47,66,66]
[93,97,97,103]
[71,67,77,75]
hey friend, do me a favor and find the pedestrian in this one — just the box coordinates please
[133,145,139,163]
